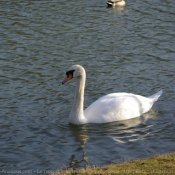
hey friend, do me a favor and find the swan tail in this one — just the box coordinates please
[148,90,163,102]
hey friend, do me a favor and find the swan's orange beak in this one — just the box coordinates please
[62,73,73,84]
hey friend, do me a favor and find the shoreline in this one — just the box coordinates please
[50,152,175,175]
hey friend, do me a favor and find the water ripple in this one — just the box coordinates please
[0,0,175,173]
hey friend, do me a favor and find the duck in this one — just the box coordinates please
[62,65,162,125]
[107,0,126,7]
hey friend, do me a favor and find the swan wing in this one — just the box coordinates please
[84,93,154,123]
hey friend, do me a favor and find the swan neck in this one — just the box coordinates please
[69,74,86,124]
[75,76,85,112]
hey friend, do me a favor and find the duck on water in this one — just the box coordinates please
[107,0,126,7]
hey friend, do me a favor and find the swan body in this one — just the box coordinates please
[107,0,126,7]
[62,65,162,125]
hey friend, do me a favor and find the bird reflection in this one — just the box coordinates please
[112,6,125,12]
[68,125,89,169]
[108,110,158,143]
[66,110,157,169]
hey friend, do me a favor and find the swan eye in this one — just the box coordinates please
[66,70,75,77]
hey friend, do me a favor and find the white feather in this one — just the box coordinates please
[63,65,162,125]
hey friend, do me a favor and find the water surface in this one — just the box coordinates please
[0,0,175,174]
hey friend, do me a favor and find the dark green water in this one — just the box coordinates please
[0,0,175,174]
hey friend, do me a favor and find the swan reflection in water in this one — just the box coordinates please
[66,125,89,169]
[66,110,158,169]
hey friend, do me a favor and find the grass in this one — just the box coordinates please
[49,153,175,175]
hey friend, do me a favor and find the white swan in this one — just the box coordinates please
[107,0,126,7]
[62,65,162,125]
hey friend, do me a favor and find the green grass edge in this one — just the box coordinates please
[49,152,175,175]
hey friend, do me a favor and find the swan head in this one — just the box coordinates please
[62,65,85,84]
